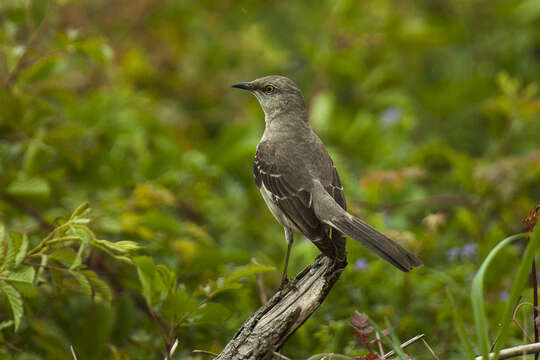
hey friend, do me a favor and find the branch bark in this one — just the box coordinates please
[215,255,347,360]
[474,342,540,360]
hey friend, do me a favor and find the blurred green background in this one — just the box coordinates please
[0,0,539,358]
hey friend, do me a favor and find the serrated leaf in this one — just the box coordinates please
[161,290,197,323]
[0,223,5,260]
[0,280,23,331]
[93,239,141,254]
[0,320,14,331]
[15,233,28,267]
[0,223,5,245]
[82,270,112,302]
[134,256,156,306]
[155,264,176,292]
[4,232,22,270]
[224,264,275,284]
[191,302,230,324]
[5,177,50,198]
[5,266,35,284]
[70,271,92,297]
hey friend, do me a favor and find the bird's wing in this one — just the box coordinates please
[253,142,323,240]
[326,164,346,211]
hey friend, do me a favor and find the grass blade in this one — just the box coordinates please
[447,288,475,359]
[471,232,534,359]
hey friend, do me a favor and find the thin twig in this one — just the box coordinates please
[193,349,218,357]
[375,331,385,359]
[3,340,23,352]
[474,342,540,360]
[512,302,534,343]
[421,338,439,359]
[382,333,424,359]
[163,338,179,360]
[306,354,354,360]
[273,351,292,360]
[148,310,171,360]
[70,345,78,360]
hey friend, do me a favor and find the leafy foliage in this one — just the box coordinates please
[0,0,539,359]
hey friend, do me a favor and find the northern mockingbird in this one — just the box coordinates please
[233,75,422,286]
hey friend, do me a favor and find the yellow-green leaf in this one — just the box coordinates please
[0,281,23,331]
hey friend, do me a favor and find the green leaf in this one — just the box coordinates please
[70,243,89,270]
[70,203,90,220]
[0,222,5,260]
[161,290,197,323]
[29,0,49,26]
[368,317,408,360]
[0,280,23,331]
[492,230,540,359]
[20,56,58,84]
[155,264,176,292]
[82,270,112,302]
[15,233,29,267]
[5,177,51,198]
[5,266,35,284]
[4,232,22,271]
[0,320,14,331]
[471,232,533,359]
[447,288,474,359]
[49,248,77,265]
[0,222,5,245]
[93,239,141,254]
[134,256,156,306]
[224,264,275,284]
[191,302,231,324]
[70,271,92,297]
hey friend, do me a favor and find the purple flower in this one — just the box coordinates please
[380,107,401,125]
[354,258,368,271]
[461,243,478,259]
[499,290,509,301]
[447,247,461,261]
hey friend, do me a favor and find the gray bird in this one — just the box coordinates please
[233,75,422,286]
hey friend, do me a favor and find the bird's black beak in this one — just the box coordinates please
[232,82,253,91]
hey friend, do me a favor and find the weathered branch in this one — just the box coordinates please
[474,342,540,360]
[215,255,347,360]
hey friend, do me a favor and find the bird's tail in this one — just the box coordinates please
[312,182,422,272]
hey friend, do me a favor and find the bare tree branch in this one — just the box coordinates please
[474,342,540,360]
[215,255,346,360]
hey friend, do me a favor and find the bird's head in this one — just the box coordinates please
[232,75,306,119]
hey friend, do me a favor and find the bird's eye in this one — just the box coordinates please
[264,85,275,94]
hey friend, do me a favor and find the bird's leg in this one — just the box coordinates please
[280,227,294,288]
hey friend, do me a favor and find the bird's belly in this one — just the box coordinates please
[258,185,299,234]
